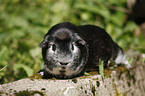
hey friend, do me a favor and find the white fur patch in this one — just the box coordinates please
[48,45,55,54]
[39,71,44,76]
[72,44,78,54]
[115,50,131,69]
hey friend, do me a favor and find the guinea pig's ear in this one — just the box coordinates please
[74,33,89,62]
[78,38,86,46]
[74,33,87,46]
[40,35,49,48]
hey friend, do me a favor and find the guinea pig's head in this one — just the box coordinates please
[40,22,89,78]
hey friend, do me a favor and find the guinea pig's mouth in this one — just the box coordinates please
[59,70,66,73]
[59,67,66,73]
[46,65,79,78]
[44,59,86,79]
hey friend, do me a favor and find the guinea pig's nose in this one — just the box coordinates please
[60,62,69,65]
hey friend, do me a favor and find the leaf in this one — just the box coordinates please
[124,21,138,32]
[0,46,7,64]
[111,11,125,26]
[75,3,111,20]
[30,47,41,58]
[0,33,9,44]
[14,63,34,77]
[4,16,28,28]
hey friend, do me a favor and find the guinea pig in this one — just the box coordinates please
[40,22,131,79]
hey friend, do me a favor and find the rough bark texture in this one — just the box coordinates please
[0,62,145,96]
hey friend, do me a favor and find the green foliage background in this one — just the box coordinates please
[0,0,144,84]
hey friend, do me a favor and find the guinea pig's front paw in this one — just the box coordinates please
[38,70,54,79]
[39,71,44,76]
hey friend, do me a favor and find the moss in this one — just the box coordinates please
[113,83,126,96]
[14,90,45,96]
[115,66,128,73]
[104,65,128,78]
[31,91,45,96]
[84,72,91,76]
[29,72,43,80]
[78,71,98,79]
[85,90,87,94]
[30,63,129,81]
[88,71,99,76]
[14,90,31,96]
[91,85,96,96]
[72,79,77,83]
[96,81,100,87]
[41,88,46,91]
[0,91,5,94]
[104,68,113,78]
[78,75,92,79]
[51,78,57,80]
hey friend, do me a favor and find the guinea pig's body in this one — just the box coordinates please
[40,22,130,79]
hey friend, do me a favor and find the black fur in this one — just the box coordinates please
[40,22,123,79]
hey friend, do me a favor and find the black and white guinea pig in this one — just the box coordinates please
[40,22,131,79]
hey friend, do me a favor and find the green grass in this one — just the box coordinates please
[99,59,104,79]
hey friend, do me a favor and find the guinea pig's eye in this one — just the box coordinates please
[71,44,74,51]
[52,44,56,51]
[71,44,78,53]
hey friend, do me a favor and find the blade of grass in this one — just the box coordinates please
[99,59,104,79]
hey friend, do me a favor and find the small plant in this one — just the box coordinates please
[99,59,104,79]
